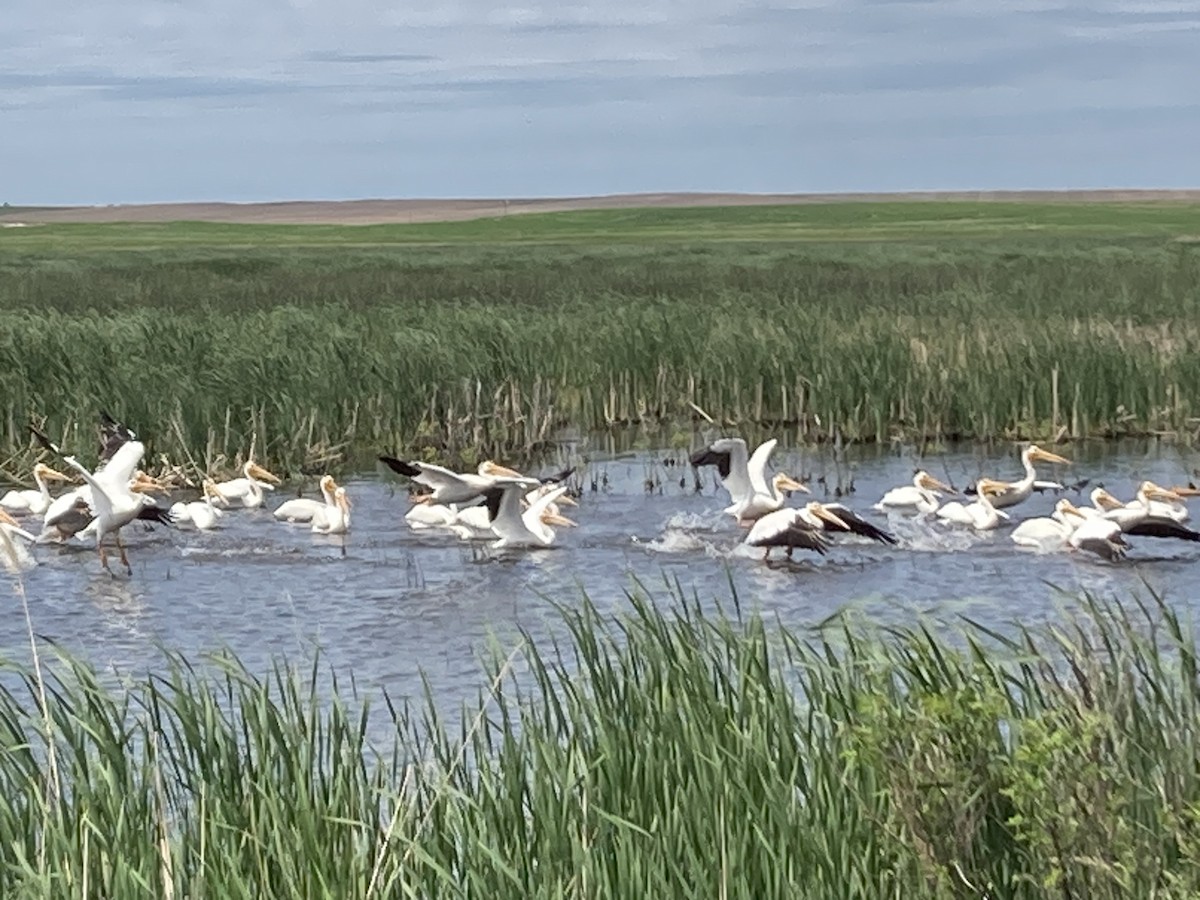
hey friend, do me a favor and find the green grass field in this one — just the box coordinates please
[2,201,1200,477]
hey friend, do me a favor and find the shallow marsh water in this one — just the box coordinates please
[4,439,1200,729]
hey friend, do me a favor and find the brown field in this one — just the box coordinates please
[3,189,1200,226]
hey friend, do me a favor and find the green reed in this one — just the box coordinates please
[2,214,1200,475]
[1,582,1199,898]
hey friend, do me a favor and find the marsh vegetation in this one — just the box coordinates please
[1,202,1199,477]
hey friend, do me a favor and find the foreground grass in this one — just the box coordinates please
[2,584,1200,897]
[2,202,1200,474]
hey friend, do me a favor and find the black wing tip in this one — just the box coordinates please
[378,456,421,478]
[541,467,576,484]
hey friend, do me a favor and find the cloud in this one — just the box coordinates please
[1,0,1197,202]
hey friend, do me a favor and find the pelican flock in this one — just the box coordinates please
[3,415,1200,576]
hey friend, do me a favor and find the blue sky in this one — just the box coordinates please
[3,0,1199,204]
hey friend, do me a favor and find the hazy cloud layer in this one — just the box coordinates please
[2,0,1198,203]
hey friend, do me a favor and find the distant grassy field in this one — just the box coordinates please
[3,200,1200,251]
[2,201,1200,477]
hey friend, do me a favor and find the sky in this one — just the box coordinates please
[2,0,1199,204]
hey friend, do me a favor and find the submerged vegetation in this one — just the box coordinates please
[2,202,1200,475]
[2,584,1200,896]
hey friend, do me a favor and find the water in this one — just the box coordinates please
[3,440,1199,725]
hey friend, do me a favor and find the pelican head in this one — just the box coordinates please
[1026,445,1071,466]
[1057,499,1086,520]
[806,501,848,530]
[33,462,71,483]
[915,470,954,493]
[1139,480,1183,503]
[773,473,809,494]
[1090,488,1124,511]
[335,487,352,511]
[247,461,281,484]
[130,471,169,494]
[975,478,1009,498]
[479,460,523,479]
[318,474,338,501]
[542,510,577,528]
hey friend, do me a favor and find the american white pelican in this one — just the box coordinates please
[745,503,846,560]
[978,444,1071,510]
[1116,483,1200,523]
[211,461,281,509]
[379,457,532,505]
[0,509,38,572]
[731,473,810,525]
[312,487,352,534]
[404,495,463,531]
[169,480,225,530]
[689,437,781,515]
[874,470,954,515]
[1011,499,1082,550]
[34,430,169,574]
[273,476,338,523]
[1067,509,1129,561]
[450,485,578,542]
[936,479,1008,531]
[1102,482,1200,544]
[482,482,576,549]
[0,463,72,516]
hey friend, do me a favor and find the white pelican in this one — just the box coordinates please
[482,482,576,549]
[211,461,281,509]
[874,470,955,515]
[745,503,846,560]
[37,433,168,574]
[274,476,338,523]
[1066,509,1129,561]
[1118,483,1200,523]
[1101,482,1200,544]
[0,509,38,572]
[0,463,72,516]
[312,487,352,535]
[731,472,810,525]
[1011,499,1082,550]
[689,437,781,515]
[450,486,577,541]
[977,444,1070,510]
[935,478,1008,531]
[379,457,533,505]
[169,480,225,530]
[404,495,463,531]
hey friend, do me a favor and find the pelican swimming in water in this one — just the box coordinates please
[875,470,955,515]
[1011,499,1084,551]
[273,476,338,524]
[379,457,533,506]
[976,444,1071,510]
[1100,482,1200,544]
[480,481,576,549]
[935,478,1008,531]
[0,463,73,516]
[169,480,225,530]
[312,486,352,534]
[211,461,281,509]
